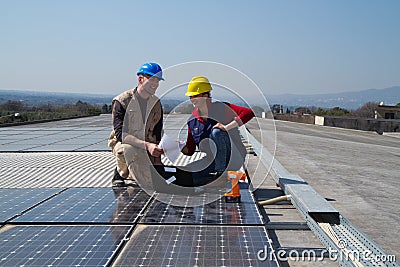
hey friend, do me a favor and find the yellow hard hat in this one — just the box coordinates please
[185,76,212,97]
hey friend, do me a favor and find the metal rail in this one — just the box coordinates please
[240,126,398,267]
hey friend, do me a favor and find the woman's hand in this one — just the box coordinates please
[212,122,227,131]
[213,120,239,131]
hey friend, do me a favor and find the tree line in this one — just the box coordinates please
[294,102,400,118]
[2,99,399,125]
[0,100,109,124]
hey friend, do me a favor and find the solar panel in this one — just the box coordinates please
[24,144,85,152]
[0,188,62,222]
[0,127,110,152]
[141,189,263,225]
[12,187,152,223]
[46,139,97,145]
[0,130,40,135]
[0,144,39,152]
[0,137,40,143]
[76,142,109,151]
[113,225,278,267]
[15,138,67,145]
[0,225,131,267]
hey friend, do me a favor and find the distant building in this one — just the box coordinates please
[272,104,283,114]
[375,104,400,119]
[294,107,311,115]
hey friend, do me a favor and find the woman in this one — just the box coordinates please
[181,76,255,186]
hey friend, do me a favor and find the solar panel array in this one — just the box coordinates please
[0,185,278,266]
[0,115,278,266]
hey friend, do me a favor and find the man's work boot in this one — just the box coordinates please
[112,168,126,187]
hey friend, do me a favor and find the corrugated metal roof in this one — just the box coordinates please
[0,151,205,188]
[0,152,114,188]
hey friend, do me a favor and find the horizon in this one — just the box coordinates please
[1,84,398,98]
[1,85,399,110]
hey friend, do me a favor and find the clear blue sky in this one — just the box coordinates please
[1,0,399,96]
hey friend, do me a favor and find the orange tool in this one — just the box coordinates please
[224,171,246,203]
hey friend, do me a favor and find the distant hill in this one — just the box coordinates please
[1,86,399,111]
[266,86,400,110]
[0,90,114,107]
[0,89,187,111]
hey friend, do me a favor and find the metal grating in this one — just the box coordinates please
[325,216,398,267]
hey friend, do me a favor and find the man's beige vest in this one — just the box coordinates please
[108,88,162,148]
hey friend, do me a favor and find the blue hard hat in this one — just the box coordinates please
[136,62,164,80]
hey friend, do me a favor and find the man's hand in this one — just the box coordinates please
[181,145,189,155]
[153,156,164,165]
[146,142,164,157]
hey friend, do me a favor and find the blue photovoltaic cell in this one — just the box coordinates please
[52,139,104,145]
[15,139,66,145]
[114,225,278,267]
[0,188,62,222]
[12,187,151,223]
[75,142,109,151]
[0,127,109,152]
[0,144,40,152]
[0,225,131,267]
[23,145,85,152]
[141,189,263,225]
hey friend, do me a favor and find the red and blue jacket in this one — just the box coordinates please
[185,101,254,156]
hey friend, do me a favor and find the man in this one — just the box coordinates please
[181,76,255,186]
[108,62,164,187]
